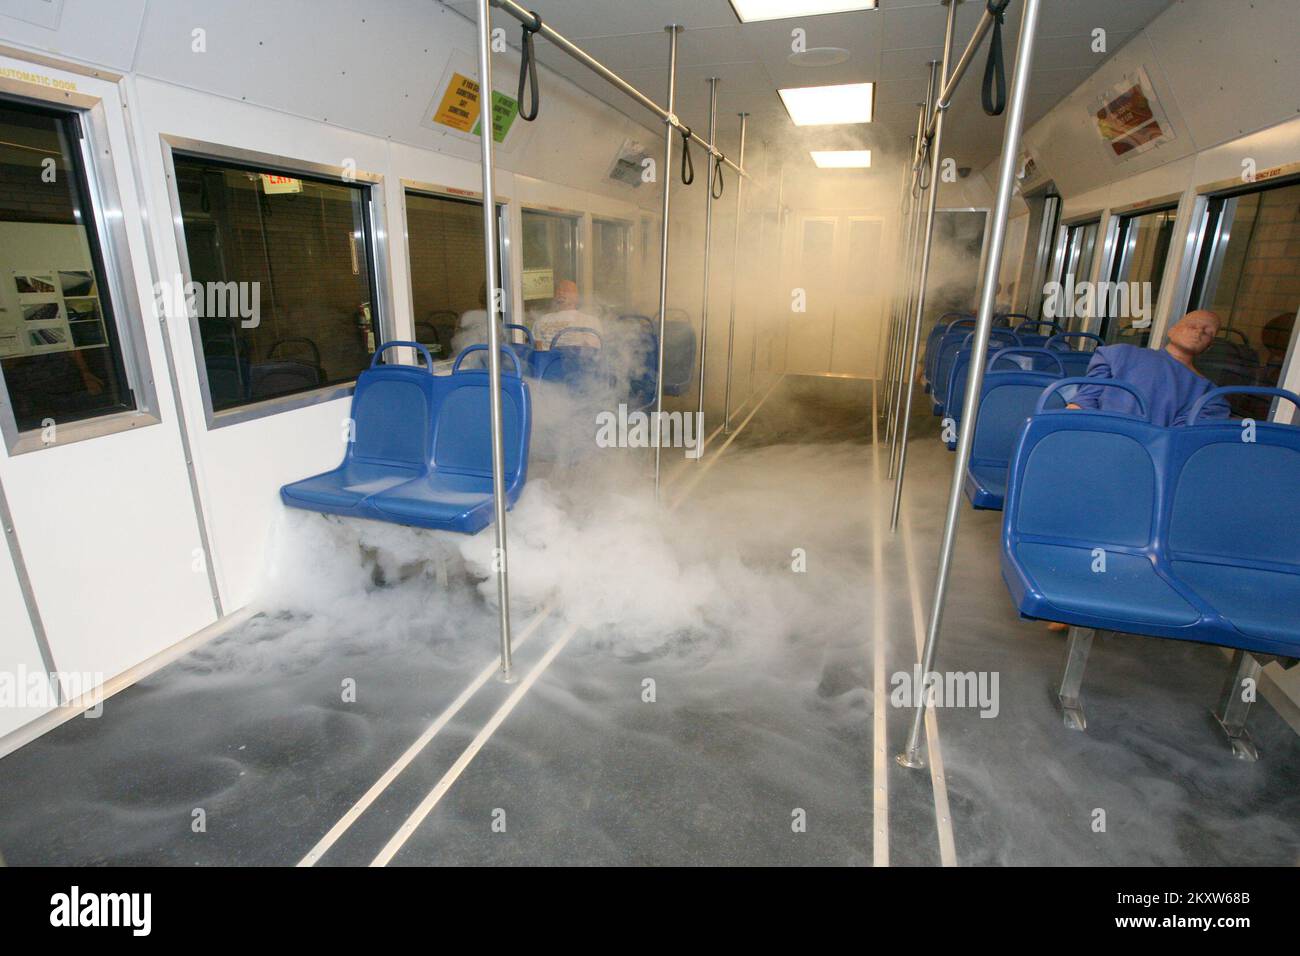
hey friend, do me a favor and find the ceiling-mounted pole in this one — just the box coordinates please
[887,75,939,478]
[721,112,749,434]
[473,0,514,680]
[889,0,956,533]
[653,24,683,497]
[694,76,721,459]
[899,0,1045,769]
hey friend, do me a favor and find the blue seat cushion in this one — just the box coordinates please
[1015,542,1200,627]
[369,471,516,534]
[964,463,1007,509]
[281,461,423,516]
[1172,560,1300,648]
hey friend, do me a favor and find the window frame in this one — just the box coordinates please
[519,205,583,304]
[1182,172,1300,420]
[1095,201,1179,341]
[399,179,513,357]
[0,79,161,456]
[590,214,634,312]
[160,135,393,429]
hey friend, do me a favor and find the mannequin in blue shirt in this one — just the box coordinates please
[1068,310,1231,425]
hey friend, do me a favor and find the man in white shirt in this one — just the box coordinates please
[532,279,602,349]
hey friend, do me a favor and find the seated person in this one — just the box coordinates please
[1045,310,1228,634]
[532,279,602,350]
[1068,310,1230,426]
[450,283,490,357]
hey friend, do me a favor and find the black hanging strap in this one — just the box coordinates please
[679,126,694,186]
[982,0,1011,117]
[517,10,542,122]
[711,154,725,199]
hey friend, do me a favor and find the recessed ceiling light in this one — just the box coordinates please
[778,82,874,126]
[810,149,872,168]
[729,1,877,23]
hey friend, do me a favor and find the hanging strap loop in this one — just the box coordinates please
[517,10,542,122]
[982,0,1011,117]
[679,126,695,185]
[711,153,725,199]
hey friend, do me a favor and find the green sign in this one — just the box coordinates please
[471,91,519,144]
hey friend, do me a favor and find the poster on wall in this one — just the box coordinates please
[2,267,108,356]
[423,54,526,151]
[1091,67,1176,162]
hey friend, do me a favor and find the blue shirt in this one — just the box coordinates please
[1072,344,1229,426]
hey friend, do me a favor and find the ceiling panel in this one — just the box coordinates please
[440,0,1178,176]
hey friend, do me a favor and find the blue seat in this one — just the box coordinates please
[281,342,531,534]
[946,346,1064,451]
[1045,331,1102,378]
[1001,382,1300,658]
[937,329,1023,421]
[923,315,975,395]
[1012,318,1065,349]
[962,364,1066,508]
[1163,387,1300,656]
[931,326,1014,416]
[527,326,607,394]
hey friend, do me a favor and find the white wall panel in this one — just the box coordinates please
[0,532,50,738]
[0,0,146,72]
[0,60,216,687]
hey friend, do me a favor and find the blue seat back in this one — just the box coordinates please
[1012,318,1065,349]
[970,371,1066,472]
[923,313,973,377]
[987,346,1067,375]
[441,345,531,482]
[1004,379,1157,550]
[926,317,975,387]
[942,330,1025,417]
[933,328,1010,409]
[351,342,437,467]
[1167,387,1300,569]
[1046,332,1102,378]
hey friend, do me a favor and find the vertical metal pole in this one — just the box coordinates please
[721,112,749,434]
[899,0,1044,768]
[694,76,720,458]
[890,18,954,531]
[474,0,513,679]
[880,140,915,424]
[884,127,922,433]
[653,24,683,495]
[887,102,932,457]
[888,79,939,480]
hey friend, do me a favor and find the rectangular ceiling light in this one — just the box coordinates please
[779,82,874,126]
[810,149,872,168]
[729,1,877,23]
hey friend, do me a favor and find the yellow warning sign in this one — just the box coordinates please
[433,72,481,132]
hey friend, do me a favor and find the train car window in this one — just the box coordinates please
[0,98,136,433]
[1013,187,1060,319]
[171,152,380,415]
[405,191,505,360]
[521,209,579,311]
[1188,179,1300,418]
[591,217,631,315]
[1101,207,1177,345]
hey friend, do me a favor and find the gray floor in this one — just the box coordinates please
[0,375,1295,866]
